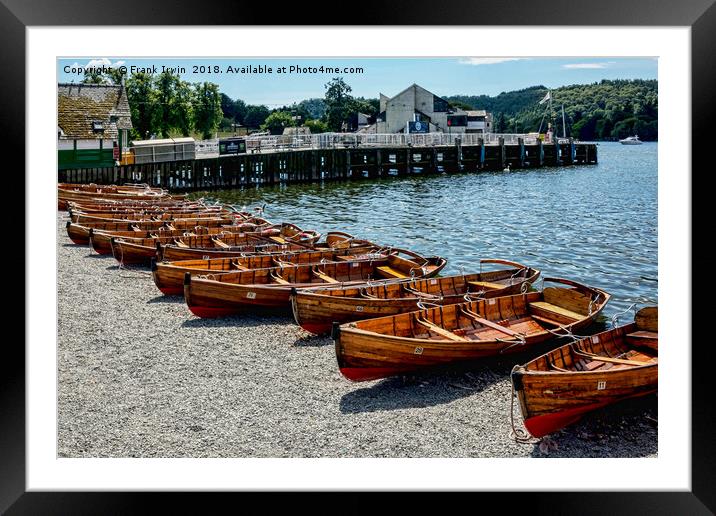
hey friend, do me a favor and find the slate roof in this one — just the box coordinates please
[58,83,132,139]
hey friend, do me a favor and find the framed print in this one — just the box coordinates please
[6,0,713,512]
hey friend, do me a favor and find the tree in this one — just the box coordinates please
[261,111,295,135]
[126,72,157,139]
[244,105,270,128]
[495,112,507,133]
[170,79,194,136]
[193,82,223,139]
[153,71,179,138]
[304,119,328,134]
[324,77,354,132]
[82,69,109,84]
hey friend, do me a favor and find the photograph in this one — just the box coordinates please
[55,55,659,459]
[10,12,707,510]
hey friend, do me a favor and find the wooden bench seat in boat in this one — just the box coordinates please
[459,308,523,337]
[269,236,287,244]
[573,350,647,367]
[626,330,658,349]
[377,266,410,279]
[270,273,290,284]
[211,237,230,248]
[312,269,339,283]
[528,301,584,325]
[173,239,189,248]
[468,280,505,290]
[414,316,467,341]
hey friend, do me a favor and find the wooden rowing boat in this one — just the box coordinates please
[109,223,319,265]
[333,277,610,382]
[90,223,268,255]
[151,247,385,295]
[58,183,177,210]
[157,231,376,261]
[184,253,447,318]
[511,306,657,438]
[70,210,234,224]
[65,218,237,245]
[292,259,540,335]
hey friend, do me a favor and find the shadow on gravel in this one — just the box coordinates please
[147,295,185,304]
[180,314,295,329]
[527,395,658,458]
[61,243,87,248]
[292,334,332,348]
[339,364,510,414]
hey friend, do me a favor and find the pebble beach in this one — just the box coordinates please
[57,212,658,459]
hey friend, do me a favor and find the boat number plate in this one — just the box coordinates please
[353,262,359,267]
[356,306,364,312]
[597,381,606,390]
[430,279,437,285]
[591,335,600,344]
[246,292,256,299]
[414,347,424,355]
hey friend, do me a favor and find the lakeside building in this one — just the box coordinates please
[57,82,133,170]
[363,83,492,135]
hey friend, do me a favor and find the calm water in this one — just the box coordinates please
[198,142,657,320]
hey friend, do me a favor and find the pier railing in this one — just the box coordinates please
[195,132,571,157]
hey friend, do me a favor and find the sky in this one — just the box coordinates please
[57,57,657,107]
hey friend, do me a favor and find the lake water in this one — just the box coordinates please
[197,142,657,321]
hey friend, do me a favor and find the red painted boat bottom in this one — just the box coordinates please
[158,286,183,296]
[187,305,237,319]
[339,366,410,382]
[299,322,332,335]
[524,401,611,438]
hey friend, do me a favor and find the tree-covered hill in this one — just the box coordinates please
[446,79,658,141]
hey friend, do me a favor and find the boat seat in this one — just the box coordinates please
[211,237,230,248]
[459,308,523,337]
[377,266,410,279]
[573,350,646,367]
[468,280,505,290]
[415,316,467,342]
[269,236,287,244]
[230,261,248,271]
[312,269,339,283]
[270,273,290,285]
[173,239,189,248]
[529,301,583,322]
[626,330,658,350]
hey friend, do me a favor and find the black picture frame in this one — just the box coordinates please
[6,0,712,512]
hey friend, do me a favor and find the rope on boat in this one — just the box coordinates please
[508,365,541,444]
[112,238,152,278]
[610,303,637,328]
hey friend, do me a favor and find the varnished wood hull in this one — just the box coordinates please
[152,248,381,295]
[184,256,443,318]
[292,263,538,335]
[334,280,610,382]
[512,308,658,437]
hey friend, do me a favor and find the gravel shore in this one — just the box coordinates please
[57,212,657,458]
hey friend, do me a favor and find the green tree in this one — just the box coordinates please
[126,71,157,139]
[171,79,194,136]
[193,82,223,139]
[244,105,270,128]
[82,69,109,84]
[324,77,354,132]
[154,71,180,138]
[304,119,328,134]
[261,111,295,135]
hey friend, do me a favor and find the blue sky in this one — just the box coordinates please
[58,57,657,106]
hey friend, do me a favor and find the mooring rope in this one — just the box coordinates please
[508,365,541,444]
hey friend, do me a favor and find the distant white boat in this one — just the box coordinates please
[619,135,642,145]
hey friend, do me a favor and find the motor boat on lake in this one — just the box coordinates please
[619,135,643,145]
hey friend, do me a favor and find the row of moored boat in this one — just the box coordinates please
[59,183,658,439]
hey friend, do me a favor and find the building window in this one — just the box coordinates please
[92,121,104,133]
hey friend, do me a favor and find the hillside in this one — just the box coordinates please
[446,79,658,141]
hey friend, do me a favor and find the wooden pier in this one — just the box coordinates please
[58,139,597,192]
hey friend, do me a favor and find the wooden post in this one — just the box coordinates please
[518,138,525,168]
[498,137,505,169]
[568,138,575,165]
[554,139,561,166]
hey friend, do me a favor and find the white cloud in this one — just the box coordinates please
[562,62,615,69]
[458,57,528,66]
[77,58,126,70]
